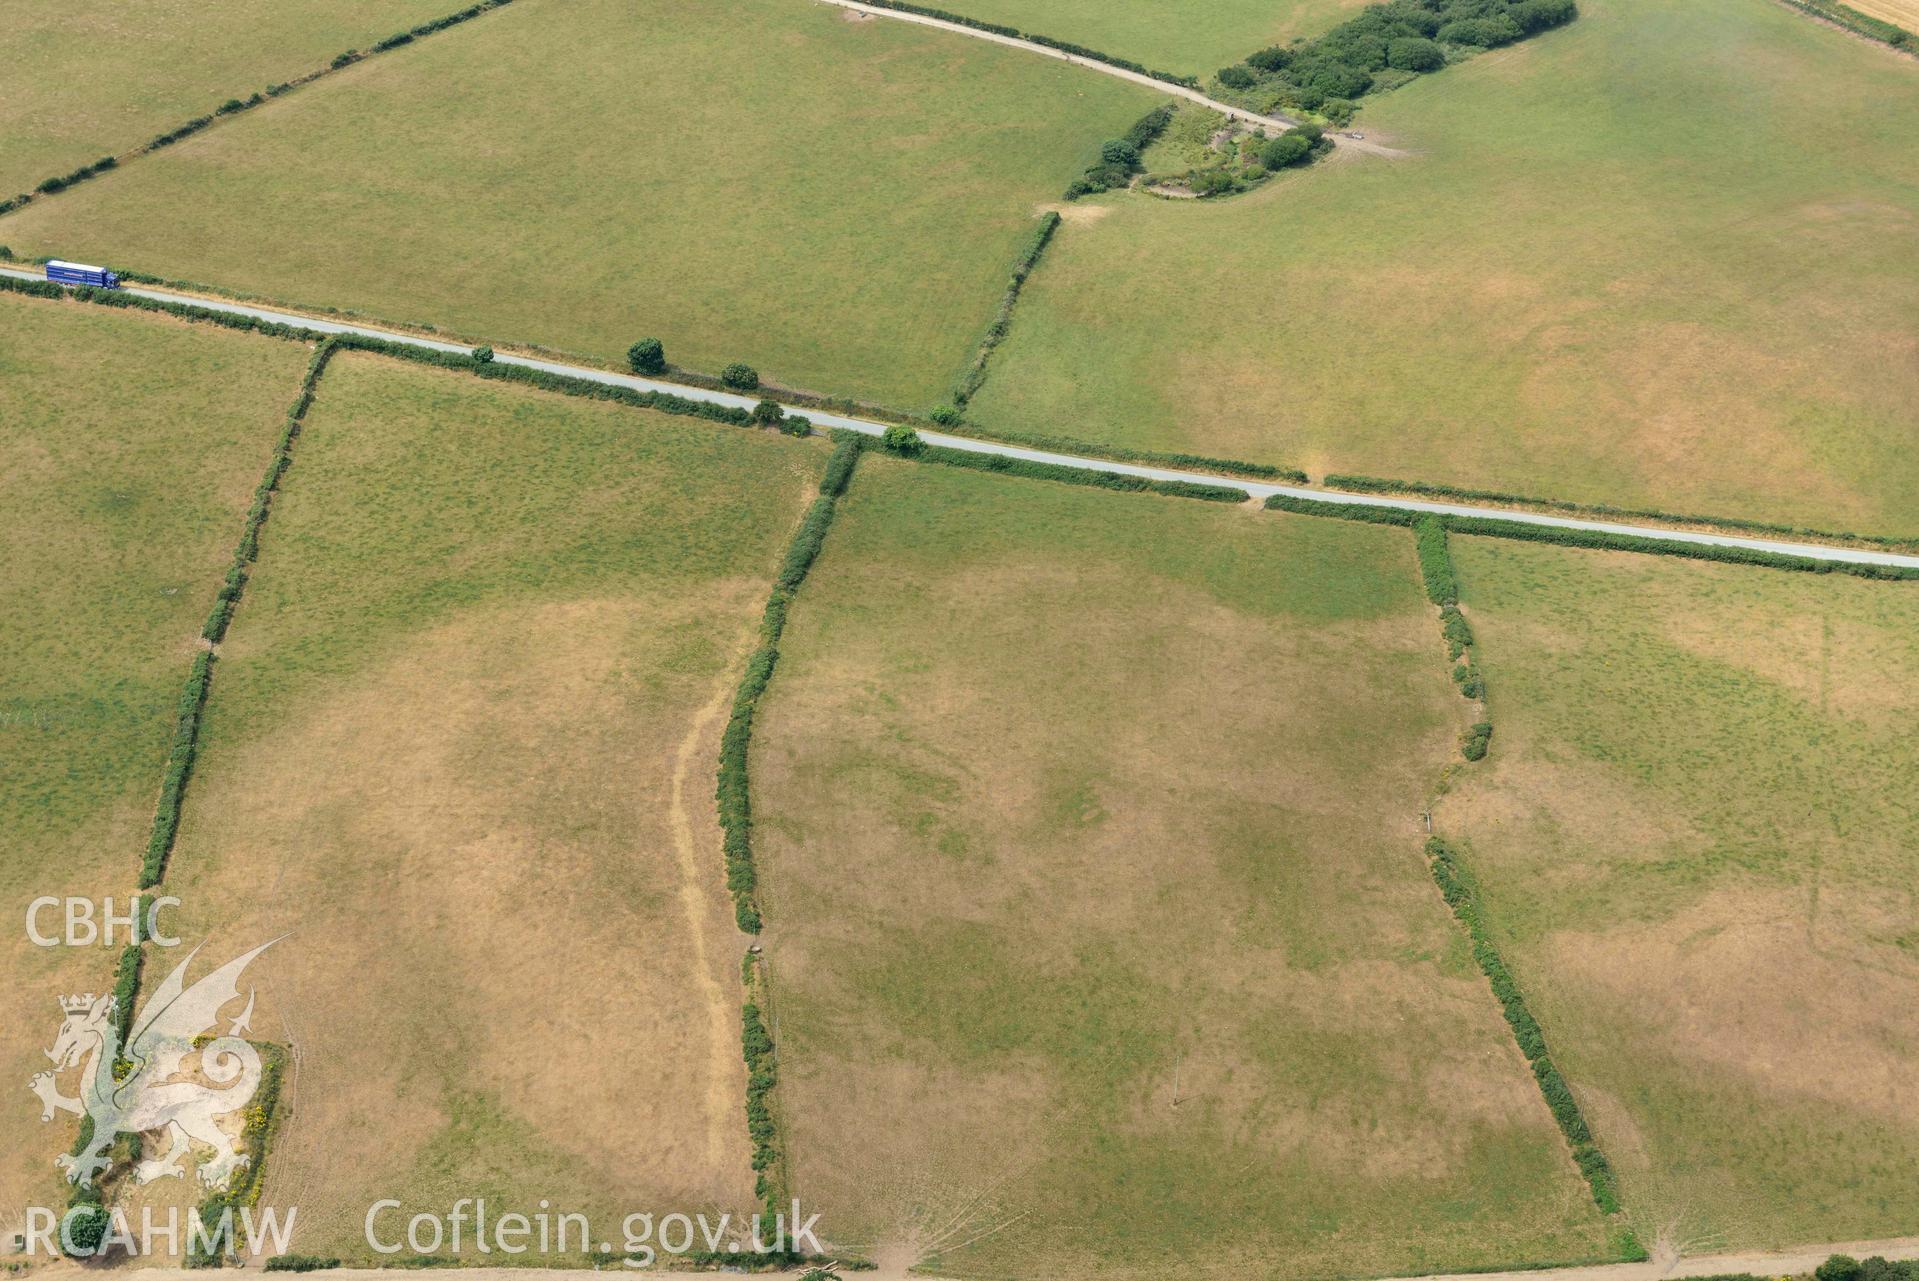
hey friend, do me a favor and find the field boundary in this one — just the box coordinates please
[950,212,1060,407]
[713,433,863,1233]
[1773,0,1918,52]
[5,271,1916,575]
[0,0,518,220]
[1263,493,1919,580]
[1425,833,1634,1230]
[49,342,328,1254]
[1326,473,1919,555]
[1412,518,1493,761]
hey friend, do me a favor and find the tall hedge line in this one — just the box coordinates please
[917,442,1247,503]
[1425,837,1626,1217]
[847,0,1199,86]
[740,954,785,1220]
[1326,472,1918,553]
[204,341,337,642]
[141,648,213,888]
[1265,493,1919,581]
[1778,0,1916,49]
[0,0,517,219]
[1411,517,1492,756]
[716,434,864,933]
[951,212,1061,405]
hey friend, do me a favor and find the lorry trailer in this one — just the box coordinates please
[45,259,121,288]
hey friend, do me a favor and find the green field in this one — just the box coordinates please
[750,460,1617,1279]
[1439,540,1919,1249]
[0,0,1156,408]
[158,354,822,1252]
[968,0,1919,536]
[0,0,453,198]
[0,295,302,1219]
[910,0,1370,75]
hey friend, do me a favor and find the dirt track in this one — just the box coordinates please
[814,0,1412,157]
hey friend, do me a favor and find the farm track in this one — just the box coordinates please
[6,265,1914,571]
[815,0,1414,156]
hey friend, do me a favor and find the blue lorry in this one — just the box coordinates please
[45,259,121,288]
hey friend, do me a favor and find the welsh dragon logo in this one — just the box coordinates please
[30,939,279,1190]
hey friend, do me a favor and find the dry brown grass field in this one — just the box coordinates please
[158,354,823,1256]
[749,459,1620,1280]
[0,295,302,1225]
[1438,539,1919,1253]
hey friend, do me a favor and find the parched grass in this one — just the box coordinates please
[1438,538,1919,1250]
[0,293,302,1218]
[896,0,1373,74]
[750,459,1618,1279]
[159,354,824,1253]
[969,0,1919,537]
[0,0,454,197]
[0,0,1156,409]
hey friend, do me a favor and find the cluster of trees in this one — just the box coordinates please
[1176,121,1331,200]
[1215,0,1576,115]
[1066,105,1175,198]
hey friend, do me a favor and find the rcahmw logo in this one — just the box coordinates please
[32,938,279,1189]
[20,1205,295,1261]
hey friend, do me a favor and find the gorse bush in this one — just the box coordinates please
[1460,720,1493,760]
[1217,0,1576,113]
[471,345,492,363]
[627,337,666,375]
[881,425,924,456]
[722,362,760,391]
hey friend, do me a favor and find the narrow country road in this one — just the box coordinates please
[817,0,1413,157]
[6,266,1914,572]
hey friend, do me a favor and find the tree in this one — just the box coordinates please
[721,362,759,391]
[1387,36,1445,70]
[881,425,923,455]
[751,398,784,427]
[626,338,665,375]
[1260,133,1313,168]
[1818,1258,1864,1281]
[928,405,963,426]
[1513,0,1577,31]
[1100,138,1141,168]
[63,1205,111,1258]
[1247,44,1293,71]
[471,345,493,363]
[1216,64,1257,89]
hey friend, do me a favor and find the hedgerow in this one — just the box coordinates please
[1414,516,1457,605]
[204,341,337,643]
[141,649,213,888]
[848,0,1198,86]
[0,0,518,220]
[1325,472,1918,553]
[952,212,1061,403]
[917,442,1247,503]
[716,435,863,933]
[1778,0,1916,50]
[1426,837,1625,1216]
[1264,492,1919,580]
[264,1257,343,1272]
